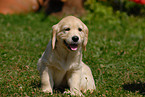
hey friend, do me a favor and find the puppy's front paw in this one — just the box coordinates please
[42,88,53,94]
[63,90,72,95]
[63,90,84,97]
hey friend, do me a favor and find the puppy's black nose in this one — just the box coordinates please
[72,36,79,42]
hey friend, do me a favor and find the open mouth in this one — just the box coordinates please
[64,40,78,51]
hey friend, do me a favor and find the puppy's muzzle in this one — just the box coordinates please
[64,36,79,51]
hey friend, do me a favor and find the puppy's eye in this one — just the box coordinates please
[65,28,70,31]
[78,28,82,31]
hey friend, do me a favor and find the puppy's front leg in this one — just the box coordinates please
[66,70,83,96]
[40,65,54,94]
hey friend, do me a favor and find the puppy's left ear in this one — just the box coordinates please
[83,24,88,51]
[52,24,59,49]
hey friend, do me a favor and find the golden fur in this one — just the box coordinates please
[37,16,96,96]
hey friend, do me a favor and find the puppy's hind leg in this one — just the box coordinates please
[80,63,96,93]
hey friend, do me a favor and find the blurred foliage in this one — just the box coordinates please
[106,0,145,15]
[84,0,129,23]
[85,0,145,16]
[84,0,145,35]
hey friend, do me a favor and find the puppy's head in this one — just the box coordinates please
[52,16,88,51]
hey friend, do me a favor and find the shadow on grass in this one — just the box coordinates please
[30,79,69,93]
[122,81,145,95]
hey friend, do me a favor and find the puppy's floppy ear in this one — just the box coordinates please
[52,24,59,49]
[83,24,88,51]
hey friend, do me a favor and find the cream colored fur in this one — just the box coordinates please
[37,16,96,96]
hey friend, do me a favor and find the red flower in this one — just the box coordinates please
[130,0,145,4]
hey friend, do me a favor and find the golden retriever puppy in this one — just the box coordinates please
[37,16,96,96]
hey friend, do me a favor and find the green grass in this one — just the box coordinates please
[0,13,145,97]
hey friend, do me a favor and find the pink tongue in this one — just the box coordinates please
[69,45,78,51]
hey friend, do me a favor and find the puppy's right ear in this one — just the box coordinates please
[83,24,88,51]
[52,24,59,49]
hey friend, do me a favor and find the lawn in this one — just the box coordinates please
[0,13,145,96]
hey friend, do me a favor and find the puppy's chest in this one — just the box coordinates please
[51,59,81,87]
[53,56,81,71]
[52,68,66,87]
